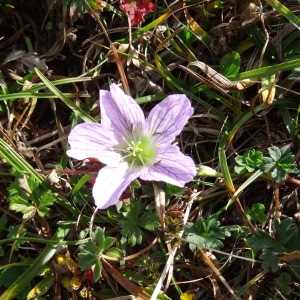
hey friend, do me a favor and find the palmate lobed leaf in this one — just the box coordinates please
[260,158,275,173]
[184,216,230,250]
[9,197,34,213]
[234,148,263,174]
[93,259,103,283]
[93,227,105,247]
[119,201,159,247]
[234,165,248,174]
[274,218,300,250]
[276,272,292,296]
[248,228,277,251]
[279,164,299,173]
[260,250,280,272]
[37,191,58,217]
[270,168,286,183]
[91,227,117,251]
[78,252,98,271]
[248,218,300,273]
[260,146,299,182]
[78,227,120,282]
[245,203,267,223]
[267,145,282,161]
[121,223,143,247]
[7,174,57,218]
[102,237,117,251]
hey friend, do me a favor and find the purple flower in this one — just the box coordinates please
[67,84,196,209]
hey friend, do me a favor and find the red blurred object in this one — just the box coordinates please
[120,0,156,26]
[86,158,103,185]
[85,268,94,283]
[185,188,193,196]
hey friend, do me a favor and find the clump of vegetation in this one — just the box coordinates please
[0,0,300,299]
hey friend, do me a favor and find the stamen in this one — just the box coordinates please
[137,154,146,168]
[127,141,143,157]
[115,134,156,168]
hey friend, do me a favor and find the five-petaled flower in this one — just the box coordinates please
[120,0,156,26]
[67,84,196,209]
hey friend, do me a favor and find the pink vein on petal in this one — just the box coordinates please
[92,164,140,209]
[145,94,193,145]
[100,84,145,135]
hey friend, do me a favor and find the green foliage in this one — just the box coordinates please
[276,272,291,296]
[117,200,160,247]
[245,203,267,223]
[260,145,299,182]
[62,0,102,22]
[0,213,8,233]
[165,183,186,199]
[234,148,263,174]
[78,227,122,282]
[234,146,298,183]
[2,0,300,298]
[0,0,13,8]
[220,51,241,76]
[7,175,57,219]
[0,266,32,300]
[7,225,27,251]
[184,215,230,250]
[178,26,198,48]
[248,218,300,273]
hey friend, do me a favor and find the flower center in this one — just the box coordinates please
[121,135,156,168]
[127,141,143,157]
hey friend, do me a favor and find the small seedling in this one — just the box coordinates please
[234,148,263,174]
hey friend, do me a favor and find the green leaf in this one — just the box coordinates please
[165,183,185,198]
[0,267,32,300]
[184,215,231,250]
[78,227,118,279]
[260,158,275,172]
[1,225,70,299]
[37,191,57,217]
[7,174,57,218]
[248,228,276,251]
[102,237,116,251]
[220,51,241,76]
[82,238,100,253]
[268,146,282,161]
[276,272,291,295]
[234,148,263,174]
[274,218,299,250]
[260,250,280,271]
[104,247,123,259]
[247,218,300,274]
[9,197,34,215]
[119,201,159,247]
[78,251,98,271]
[245,203,267,223]
[7,225,27,251]
[93,227,105,247]
[234,165,247,174]
[93,259,103,282]
[260,146,299,182]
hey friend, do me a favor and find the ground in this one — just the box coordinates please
[0,0,300,299]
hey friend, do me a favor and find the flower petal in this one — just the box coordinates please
[140,145,196,186]
[100,84,145,135]
[145,94,193,145]
[67,123,121,166]
[93,164,140,209]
